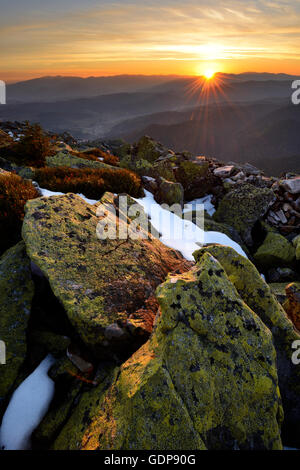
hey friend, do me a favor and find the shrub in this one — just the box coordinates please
[2,122,55,168]
[0,173,41,254]
[34,167,143,199]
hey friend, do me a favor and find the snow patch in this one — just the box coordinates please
[135,190,247,261]
[0,355,55,450]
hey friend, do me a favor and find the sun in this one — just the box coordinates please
[204,69,215,80]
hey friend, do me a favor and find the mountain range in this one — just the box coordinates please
[1,72,299,175]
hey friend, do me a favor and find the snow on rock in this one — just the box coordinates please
[135,190,247,261]
[183,194,216,216]
[0,355,55,450]
[36,185,99,205]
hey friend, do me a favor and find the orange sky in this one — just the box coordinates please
[1,1,300,82]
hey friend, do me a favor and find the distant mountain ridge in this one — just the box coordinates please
[6,72,299,104]
[6,75,182,104]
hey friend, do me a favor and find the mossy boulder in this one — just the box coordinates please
[0,242,34,414]
[213,184,276,246]
[292,235,300,261]
[194,245,300,447]
[177,160,209,184]
[46,152,115,171]
[0,156,34,179]
[53,252,282,450]
[254,232,296,270]
[174,160,215,200]
[22,193,190,357]
[135,136,162,163]
[156,178,184,207]
[152,160,176,182]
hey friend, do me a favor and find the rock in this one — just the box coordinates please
[284,283,300,332]
[53,252,282,450]
[176,161,219,200]
[193,245,300,447]
[156,178,184,207]
[46,152,115,170]
[269,283,289,304]
[135,136,163,163]
[0,242,34,414]
[242,163,262,176]
[22,193,190,356]
[213,183,276,246]
[152,159,176,182]
[254,232,295,269]
[275,210,288,224]
[213,165,235,178]
[30,330,71,357]
[0,156,34,179]
[141,176,158,194]
[294,196,300,211]
[281,177,300,195]
[268,267,300,283]
[232,171,245,182]
[292,234,300,261]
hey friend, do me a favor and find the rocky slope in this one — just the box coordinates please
[0,124,299,450]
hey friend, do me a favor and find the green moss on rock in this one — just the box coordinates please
[213,184,276,246]
[194,244,300,446]
[22,193,190,356]
[135,136,161,163]
[254,232,296,269]
[53,253,282,450]
[157,178,184,207]
[46,152,115,170]
[0,242,34,412]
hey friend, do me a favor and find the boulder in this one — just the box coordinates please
[292,234,300,261]
[175,160,216,200]
[281,177,300,195]
[284,283,300,332]
[22,193,190,357]
[135,136,163,163]
[213,165,235,178]
[0,242,34,414]
[46,152,115,170]
[53,252,282,450]
[194,245,300,447]
[156,178,184,207]
[254,232,295,269]
[213,184,276,246]
[268,267,300,283]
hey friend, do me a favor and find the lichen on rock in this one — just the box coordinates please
[194,244,300,446]
[254,232,296,269]
[21,193,190,357]
[46,152,114,170]
[213,183,276,246]
[53,252,283,450]
[0,242,34,415]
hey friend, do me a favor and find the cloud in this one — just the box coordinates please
[1,0,300,78]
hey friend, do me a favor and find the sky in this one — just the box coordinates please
[1,0,300,82]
